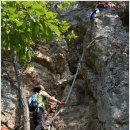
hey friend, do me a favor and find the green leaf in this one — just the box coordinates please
[57,1,76,11]
[46,26,53,41]
[48,23,61,36]
[30,14,37,23]
[15,19,23,27]
[32,22,39,40]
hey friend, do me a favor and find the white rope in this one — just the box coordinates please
[65,39,95,104]
[48,39,95,130]
[48,54,83,130]
[65,60,82,104]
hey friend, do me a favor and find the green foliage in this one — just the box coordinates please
[57,1,76,11]
[66,30,78,43]
[1,1,69,66]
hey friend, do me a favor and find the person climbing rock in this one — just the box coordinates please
[96,1,116,11]
[86,1,116,21]
[32,84,65,130]
[1,127,6,130]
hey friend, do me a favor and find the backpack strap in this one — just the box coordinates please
[37,91,47,111]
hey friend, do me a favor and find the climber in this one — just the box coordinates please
[86,1,116,21]
[1,127,6,130]
[32,84,65,130]
[96,1,116,11]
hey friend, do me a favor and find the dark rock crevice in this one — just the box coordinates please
[67,26,86,74]
[118,8,129,28]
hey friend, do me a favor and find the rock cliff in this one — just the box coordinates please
[1,69,20,130]
[50,2,129,130]
[1,2,129,130]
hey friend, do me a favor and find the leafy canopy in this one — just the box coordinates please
[57,1,76,11]
[1,1,70,65]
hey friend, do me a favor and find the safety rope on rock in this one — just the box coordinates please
[48,62,82,130]
[48,39,96,130]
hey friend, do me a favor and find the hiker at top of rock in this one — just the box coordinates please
[96,1,116,10]
[86,1,116,21]
[30,84,65,130]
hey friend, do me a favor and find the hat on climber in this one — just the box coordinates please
[40,85,46,91]
[33,84,46,92]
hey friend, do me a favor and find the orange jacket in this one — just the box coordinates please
[97,2,116,8]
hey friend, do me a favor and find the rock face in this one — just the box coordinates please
[1,2,129,130]
[1,71,20,130]
[53,3,129,130]
[24,42,71,98]
[82,9,129,130]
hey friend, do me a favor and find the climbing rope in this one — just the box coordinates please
[48,39,96,130]
[48,56,83,130]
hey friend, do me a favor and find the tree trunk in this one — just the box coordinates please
[13,52,30,130]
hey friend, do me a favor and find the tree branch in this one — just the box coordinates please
[13,51,30,130]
